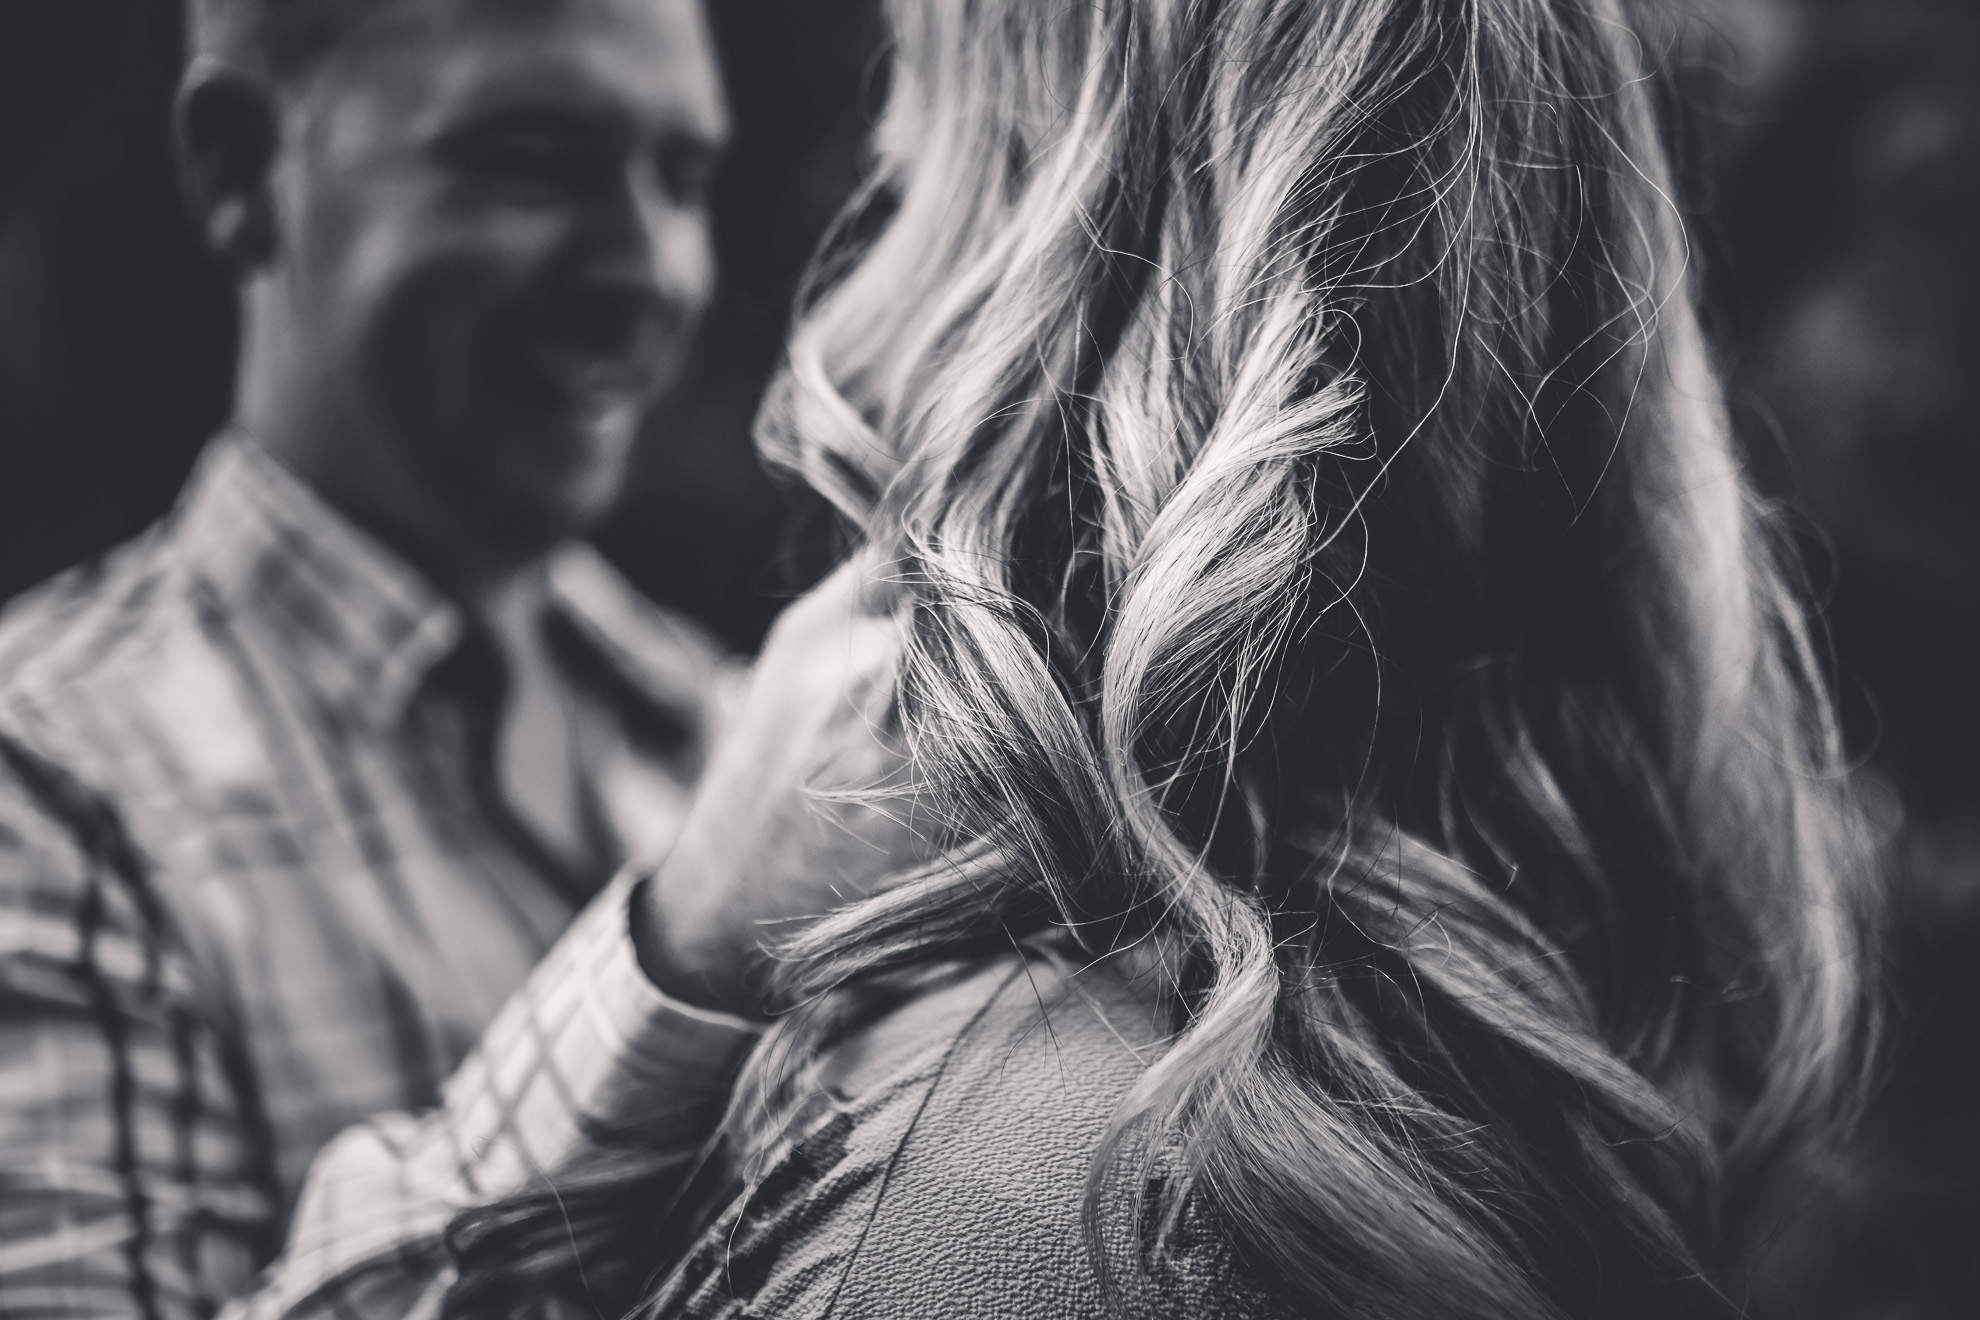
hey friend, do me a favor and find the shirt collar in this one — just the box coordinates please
[542,540,732,725]
[171,431,466,729]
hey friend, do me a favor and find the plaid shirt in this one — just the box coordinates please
[0,436,759,1319]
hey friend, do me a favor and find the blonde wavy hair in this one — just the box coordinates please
[452,1,1874,1315]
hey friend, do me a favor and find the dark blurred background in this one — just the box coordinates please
[0,2,1973,1314]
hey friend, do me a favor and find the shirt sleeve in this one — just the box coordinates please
[0,739,279,1320]
[219,868,761,1320]
[0,736,761,1320]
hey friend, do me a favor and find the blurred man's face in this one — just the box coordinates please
[280,0,726,554]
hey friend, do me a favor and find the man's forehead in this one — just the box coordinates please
[352,0,704,52]
[323,0,725,130]
[202,0,696,70]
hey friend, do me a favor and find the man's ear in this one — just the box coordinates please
[174,59,281,275]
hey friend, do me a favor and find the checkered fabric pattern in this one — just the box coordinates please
[225,869,758,1320]
[0,435,752,1319]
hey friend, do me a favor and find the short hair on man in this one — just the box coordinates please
[188,0,408,82]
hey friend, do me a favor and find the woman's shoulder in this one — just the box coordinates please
[832,951,1289,1316]
[826,947,1170,1125]
[648,952,1291,1319]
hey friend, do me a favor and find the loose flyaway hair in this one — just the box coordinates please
[449,1,1875,1316]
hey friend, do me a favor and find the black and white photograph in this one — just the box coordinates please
[0,1,1973,1316]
